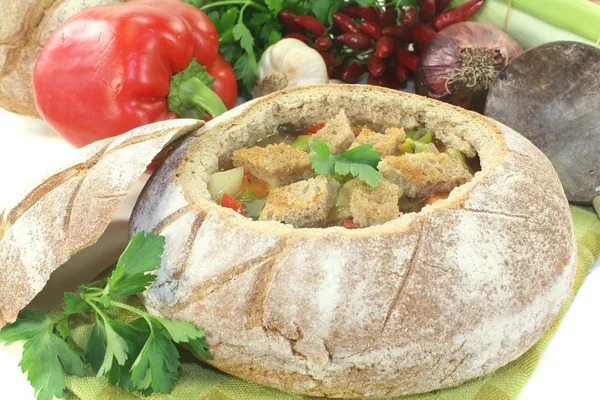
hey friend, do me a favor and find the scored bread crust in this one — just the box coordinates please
[130,86,577,397]
[130,85,576,397]
[0,119,203,328]
[1,0,125,116]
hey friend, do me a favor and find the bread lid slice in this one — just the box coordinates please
[0,119,203,328]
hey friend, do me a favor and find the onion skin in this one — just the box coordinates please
[415,22,522,113]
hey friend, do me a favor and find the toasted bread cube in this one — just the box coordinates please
[349,179,401,227]
[379,153,472,198]
[260,176,340,227]
[312,110,355,154]
[232,144,314,187]
[350,127,406,156]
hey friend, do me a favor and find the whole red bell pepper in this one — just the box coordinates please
[33,0,237,148]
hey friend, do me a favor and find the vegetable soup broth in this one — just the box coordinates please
[212,121,480,227]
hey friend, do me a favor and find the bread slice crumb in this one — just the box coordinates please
[260,176,340,227]
[349,179,402,227]
[379,153,472,198]
[312,110,355,154]
[232,144,314,187]
[350,127,405,156]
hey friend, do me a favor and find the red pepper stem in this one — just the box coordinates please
[168,59,228,120]
[173,77,227,119]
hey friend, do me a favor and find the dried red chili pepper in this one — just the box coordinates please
[400,7,419,27]
[376,36,396,58]
[433,0,485,31]
[341,62,367,83]
[393,63,409,82]
[361,6,379,22]
[382,26,413,42]
[414,41,426,54]
[420,0,436,23]
[436,0,453,14]
[395,46,419,71]
[378,6,397,27]
[279,10,299,32]
[367,72,398,89]
[319,51,333,66]
[411,24,437,47]
[360,21,382,40]
[367,73,385,87]
[368,53,386,77]
[333,13,360,34]
[337,33,372,50]
[340,4,362,19]
[295,15,327,35]
[314,37,333,51]
[284,33,310,45]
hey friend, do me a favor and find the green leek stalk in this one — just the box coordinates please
[499,0,600,42]
[450,0,596,49]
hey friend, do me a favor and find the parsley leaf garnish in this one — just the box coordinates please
[130,319,180,394]
[310,0,343,24]
[21,331,85,400]
[310,138,384,188]
[0,310,84,400]
[0,231,211,400]
[264,0,284,15]
[105,231,165,296]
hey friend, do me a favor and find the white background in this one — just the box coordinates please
[0,107,598,400]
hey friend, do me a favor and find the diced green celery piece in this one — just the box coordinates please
[332,174,352,185]
[238,190,257,202]
[329,183,352,221]
[405,129,420,141]
[291,135,311,152]
[243,198,266,219]
[398,138,416,154]
[414,142,439,153]
[447,148,474,174]
[416,128,434,143]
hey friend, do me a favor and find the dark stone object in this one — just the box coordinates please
[485,41,600,204]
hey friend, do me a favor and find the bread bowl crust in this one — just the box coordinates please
[131,86,576,397]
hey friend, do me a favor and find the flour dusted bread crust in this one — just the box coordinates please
[1,0,124,116]
[0,119,202,327]
[130,86,577,397]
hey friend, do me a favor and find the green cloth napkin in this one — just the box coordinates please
[64,206,600,400]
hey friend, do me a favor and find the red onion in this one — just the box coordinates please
[416,22,522,113]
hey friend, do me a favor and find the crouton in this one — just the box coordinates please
[232,144,314,187]
[350,127,406,156]
[260,176,340,227]
[312,110,355,154]
[378,153,472,198]
[349,179,402,227]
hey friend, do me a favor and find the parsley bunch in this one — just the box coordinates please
[185,0,412,95]
[0,232,210,400]
[186,0,287,96]
[310,138,384,188]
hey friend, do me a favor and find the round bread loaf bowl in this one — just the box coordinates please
[130,85,576,398]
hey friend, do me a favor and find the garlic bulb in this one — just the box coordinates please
[252,38,329,98]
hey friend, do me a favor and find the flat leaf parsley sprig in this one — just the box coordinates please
[310,138,384,188]
[0,232,211,400]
